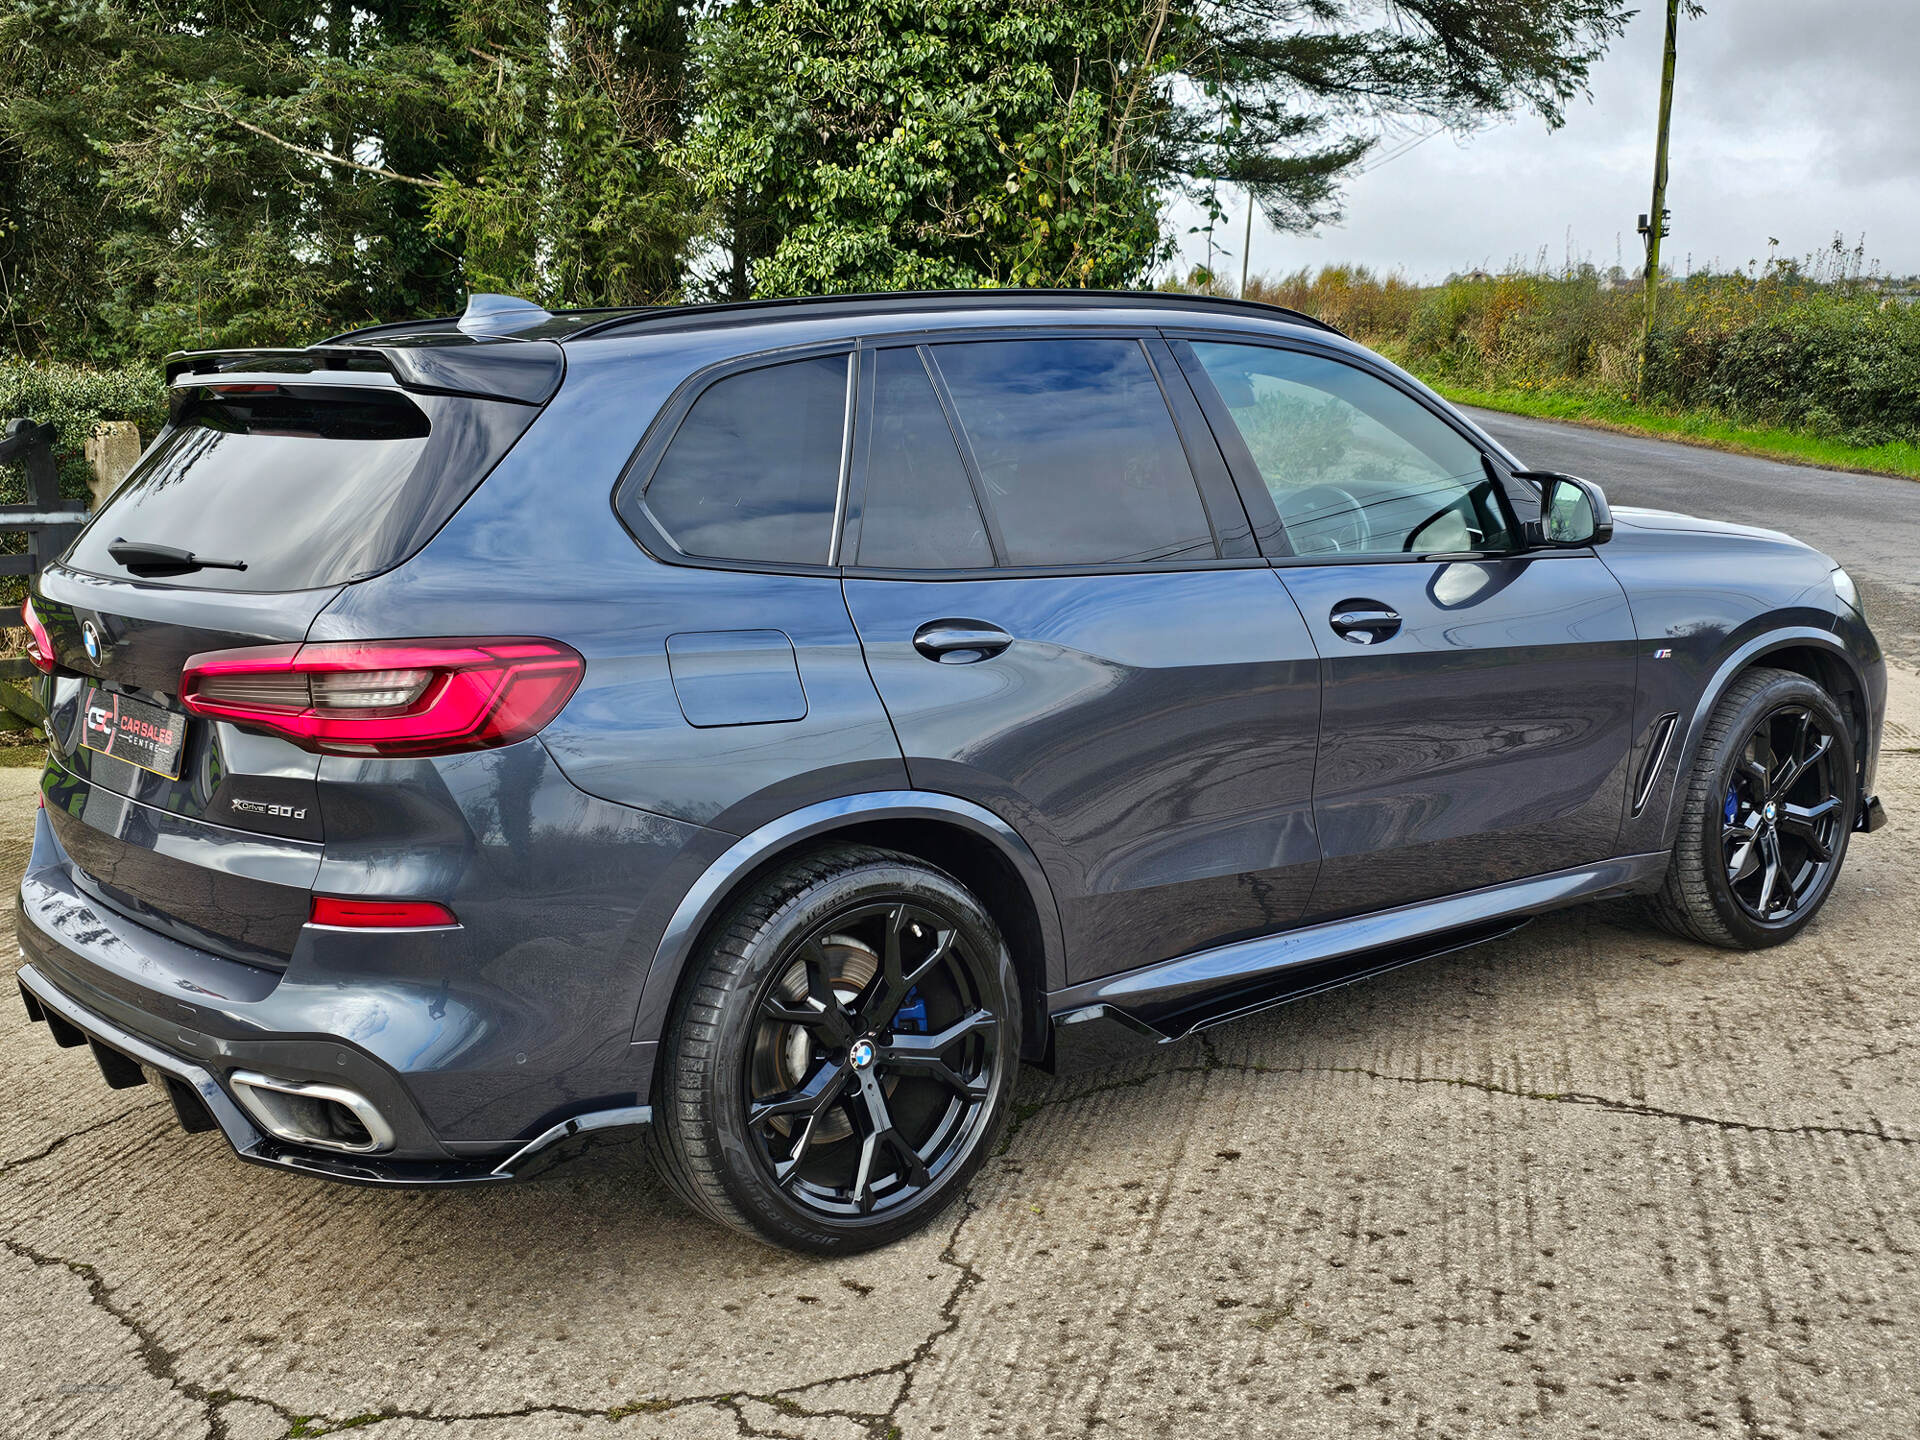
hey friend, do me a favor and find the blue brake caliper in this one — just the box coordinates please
[893,987,929,1034]
[1724,787,1739,825]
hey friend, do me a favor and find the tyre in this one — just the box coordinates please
[1649,666,1856,949]
[646,844,1021,1253]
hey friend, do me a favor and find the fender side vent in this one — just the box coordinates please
[1633,712,1680,817]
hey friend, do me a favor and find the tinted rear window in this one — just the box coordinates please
[64,386,536,592]
[640,354,850,565]
[857,348,992,569]
[929,339,1215,567]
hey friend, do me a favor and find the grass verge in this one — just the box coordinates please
[1418,382,1920,482]
[0,743,43,766]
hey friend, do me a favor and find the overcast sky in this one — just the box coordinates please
[1170,1,1920,285]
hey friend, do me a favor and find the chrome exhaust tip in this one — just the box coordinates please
[227,1071,396,1155]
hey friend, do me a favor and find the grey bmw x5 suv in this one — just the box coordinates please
[15,290,1887,1253]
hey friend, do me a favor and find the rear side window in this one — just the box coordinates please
[856,348,992,569]
[640,354,850,566]
[929,339,1215,567]
[63,386,536,593]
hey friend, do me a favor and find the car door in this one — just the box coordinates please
[1173,336,1639,923]
[841,335,1323,984]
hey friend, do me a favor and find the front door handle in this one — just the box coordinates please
[912,619,1013,664]
[1328,601,1403,645]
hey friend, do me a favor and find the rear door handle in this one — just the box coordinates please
[1328,601,1403,645]
[912,620,1013,664]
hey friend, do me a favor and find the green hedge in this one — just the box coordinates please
[1239,268,1920,447]
[0,361,168,504]
[1643,297,1920,445]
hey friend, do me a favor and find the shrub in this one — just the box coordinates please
[0,360,167,504]
[1188,263,1920,445]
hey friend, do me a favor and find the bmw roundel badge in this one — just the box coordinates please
[81,620,101,663]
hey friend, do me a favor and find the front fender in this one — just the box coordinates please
[627,791,1066,1048]
[1645,625,1878,851]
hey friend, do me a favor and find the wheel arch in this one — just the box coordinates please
[1658,627,1871,846]
[630,792,1066,1064]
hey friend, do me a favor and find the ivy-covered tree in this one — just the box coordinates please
[680,0,1177,297]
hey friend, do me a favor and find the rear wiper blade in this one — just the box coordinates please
[108,538,248,576]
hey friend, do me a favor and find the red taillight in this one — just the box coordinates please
[180,637,584,757]
[310,896,459,929]
[21,596,54,674]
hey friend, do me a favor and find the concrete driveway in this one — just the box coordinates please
[4,573,1917,1435]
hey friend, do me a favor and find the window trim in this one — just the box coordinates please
[1163,330,1533,568]
[611,341,858,577]
[842,331,1236,578]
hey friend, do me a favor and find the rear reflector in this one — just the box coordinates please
[181,637,584,757]
[22,596,54,674]
[309,896,459,929]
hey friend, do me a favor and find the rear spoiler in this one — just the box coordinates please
[163,340,564,406]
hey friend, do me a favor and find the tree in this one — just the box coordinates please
[679,0,1175,297]
[421,2,694,307]
[1174,1,1633,234]
[2,0,1636,351]
[0,2,693,359]
[684,0,1633,296]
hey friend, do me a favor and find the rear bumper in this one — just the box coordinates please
[15,963,648,1184]
[14,798,659,1186]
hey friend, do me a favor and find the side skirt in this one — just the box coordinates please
[1044,852,1668,1071]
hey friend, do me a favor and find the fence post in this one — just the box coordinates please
[85,420,143,510]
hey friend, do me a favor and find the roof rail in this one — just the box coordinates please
[566,288,1344,342]
[322,304,659,346]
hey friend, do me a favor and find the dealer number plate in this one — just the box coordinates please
[80,686,187,779]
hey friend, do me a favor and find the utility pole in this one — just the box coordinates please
[1240,188,1254,297]
[1637,0,1688,393]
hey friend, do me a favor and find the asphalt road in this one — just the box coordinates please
[2,416,1917,1439]
[1469,409,1920,664]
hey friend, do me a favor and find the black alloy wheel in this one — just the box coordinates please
[743,898,1002,1218]
[1720,703,1845,924]
[648,845,1020,1252]
[1650,666,1856,949]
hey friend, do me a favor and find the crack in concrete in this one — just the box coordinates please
[0,1099,150,1177]
[1014,1047,1917,1149]
[4,1233,279,1440]
[1836,1034,1920,1070]
[5,1190,972,1440]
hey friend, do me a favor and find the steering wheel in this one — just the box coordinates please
[1284,485,1372,554]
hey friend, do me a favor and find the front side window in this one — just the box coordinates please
[1189,342,1510,558]
[930,338,1215,567]
[641,354,849,565]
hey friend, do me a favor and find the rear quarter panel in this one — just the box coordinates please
[306,333,910,835]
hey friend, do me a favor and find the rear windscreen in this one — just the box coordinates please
[62,385,538,592]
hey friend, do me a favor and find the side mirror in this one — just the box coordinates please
[1514,470,1612,549]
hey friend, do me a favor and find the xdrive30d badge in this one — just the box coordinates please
[14,290,1887,1253]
